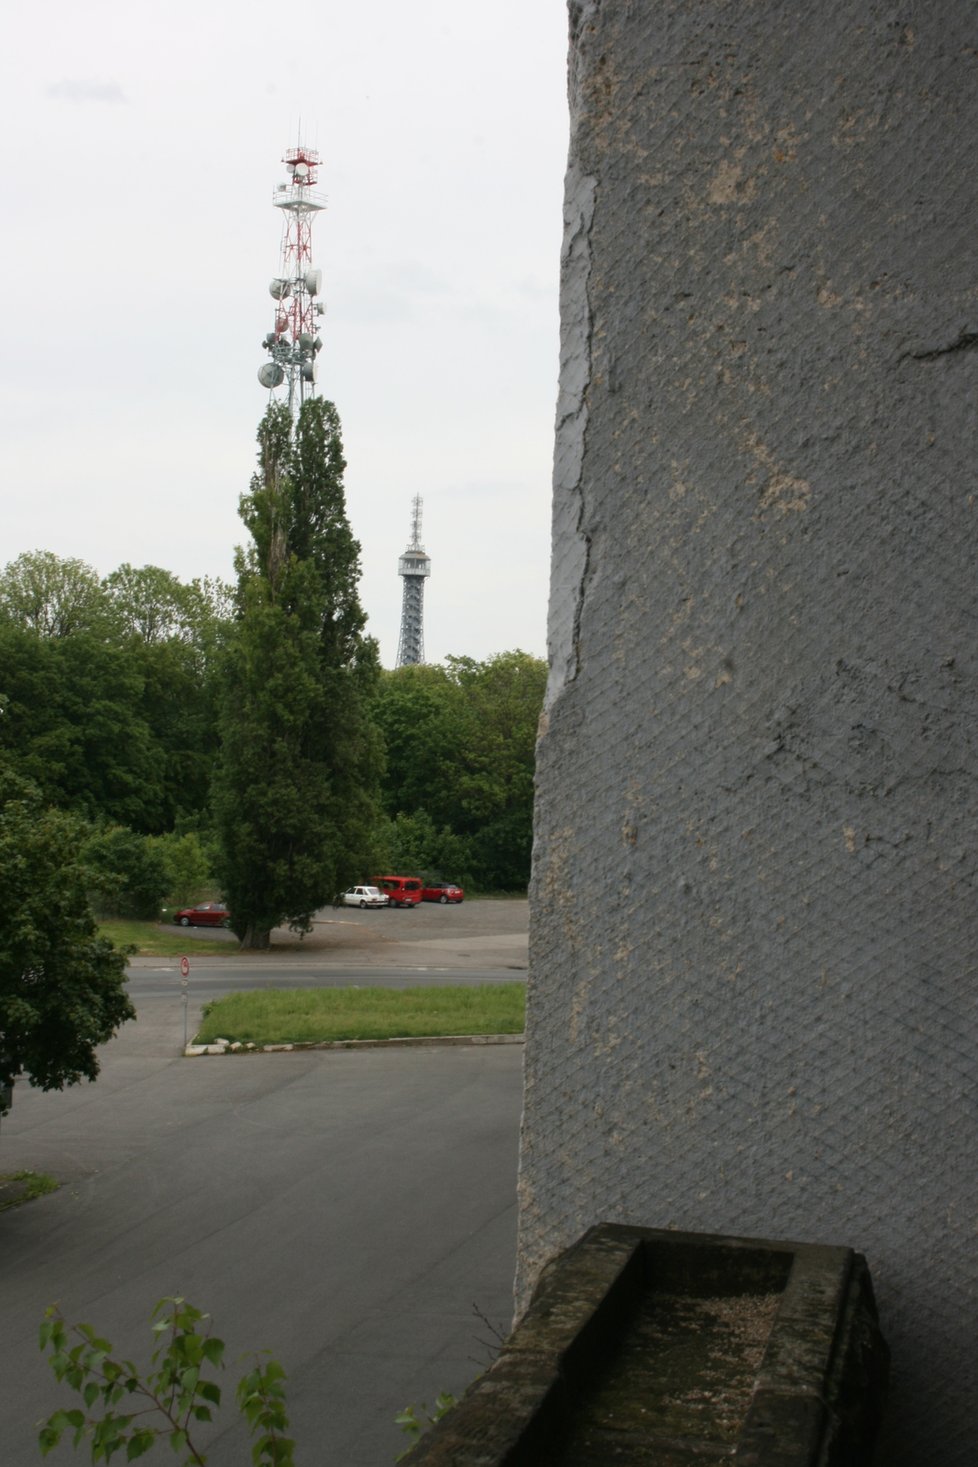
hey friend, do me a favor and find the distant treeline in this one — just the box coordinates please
[0,550,545,907]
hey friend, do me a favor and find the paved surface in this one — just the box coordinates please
[164,897,529,972]
[0,903,528,1465]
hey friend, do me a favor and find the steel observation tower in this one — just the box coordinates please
[395,495,431,667]
[257,144,326,419]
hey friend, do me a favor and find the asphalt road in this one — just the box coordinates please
[130,963,525,1000]
[0,902,528,1466]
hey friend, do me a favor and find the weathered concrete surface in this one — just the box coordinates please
[519,4,978,1462]
[407,1225,887,1464]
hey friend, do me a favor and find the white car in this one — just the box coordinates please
[342,885,389,909]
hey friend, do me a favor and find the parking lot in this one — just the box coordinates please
[1,900,529,1465]
[172,896,529,974]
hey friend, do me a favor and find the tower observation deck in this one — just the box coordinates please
[396,495,431,667]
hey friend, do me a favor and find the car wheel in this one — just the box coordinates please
[359,900,367,908]
[180,916,191,926]
[221,918,230,929]
[440,894,448,904]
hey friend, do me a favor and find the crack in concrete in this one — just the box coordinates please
[906,329,978,362]
[546,163,598,708]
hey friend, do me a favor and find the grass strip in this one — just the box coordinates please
[195,984,525,1046]
[98,920,234,957]
[0,1170,60,1212]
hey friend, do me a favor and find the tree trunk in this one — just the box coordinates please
[238,924,271,951]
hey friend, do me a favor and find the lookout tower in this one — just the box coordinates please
[257,144,326,419]
[396,495,431,667]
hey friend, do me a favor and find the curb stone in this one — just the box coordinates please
[184,1033,525,1057]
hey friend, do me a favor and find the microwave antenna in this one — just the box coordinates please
[257,143,326,419]
[396,495,431,667]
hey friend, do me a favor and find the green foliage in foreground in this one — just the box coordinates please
[38,1297,293,1466]
[396,1393,458,1460]
[196,984,526,1046]
[0,771,134,1095]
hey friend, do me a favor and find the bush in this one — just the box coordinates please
[379,810,474,888]
[149,830,215,908]
[82,826,169,921]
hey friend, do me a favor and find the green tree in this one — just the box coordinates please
[0,771,134,1104]
[151,831,215,909]
[444,651,545,889]
[372,651,545,890]
[370,663,458,822]
[103,565,231,829]
[213,400,383,949]
[0,555,230,834]
[0,551,116,639]
[82,826,170,921]
[0,624,166,831]
[103,564,230,648]
[39,1297,293,1466]
[379,809,474,885]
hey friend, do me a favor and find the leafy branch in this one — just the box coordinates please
[394,1393,456,1461]
[38,1297,294,1466]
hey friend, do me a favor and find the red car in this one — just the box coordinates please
[420,883,464,904]
[174,903,231,928]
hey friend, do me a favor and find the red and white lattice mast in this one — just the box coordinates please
[257,144,326,419]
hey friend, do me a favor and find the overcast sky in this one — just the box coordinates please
[1,3,569,666]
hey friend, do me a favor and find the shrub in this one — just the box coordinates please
[82,826,169,921]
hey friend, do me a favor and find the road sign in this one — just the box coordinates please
[180,956,190,978]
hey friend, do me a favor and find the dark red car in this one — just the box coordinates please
[420,883,464,904]
[174,903,231,928]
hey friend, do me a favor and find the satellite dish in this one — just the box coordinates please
[298,332,314,350]
[304,268,322,296]
[258,362,285,389]
[301,360,317,383]
[269,278,291,301]
[294,161,309,179]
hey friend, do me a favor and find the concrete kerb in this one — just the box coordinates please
[184,1033,525,1057]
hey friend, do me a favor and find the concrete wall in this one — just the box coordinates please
[518,4,978,1460]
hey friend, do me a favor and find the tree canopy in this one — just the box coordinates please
[372,650,545,890]
[213,400,383,948]
[0,771,134,1104]
[0,553,229,831]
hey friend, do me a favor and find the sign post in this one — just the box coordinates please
[180,957,190,1051]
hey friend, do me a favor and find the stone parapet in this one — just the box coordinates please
[403,1224,887,1464]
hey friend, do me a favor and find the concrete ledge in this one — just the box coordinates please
[401,1223,888,1464]
[183,1033,525,1057]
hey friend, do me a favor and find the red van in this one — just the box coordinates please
[371,875,423,908]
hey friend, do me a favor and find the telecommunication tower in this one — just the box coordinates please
[257,144,326,417]
[396,496,431,667]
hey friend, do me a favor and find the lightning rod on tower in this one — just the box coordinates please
[396,495,431,667]
[257,144,326,420]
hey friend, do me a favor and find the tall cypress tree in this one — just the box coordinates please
[213,399,383,949]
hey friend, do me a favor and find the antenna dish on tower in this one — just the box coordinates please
[258,142,327,416]
[258,362,285,389]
